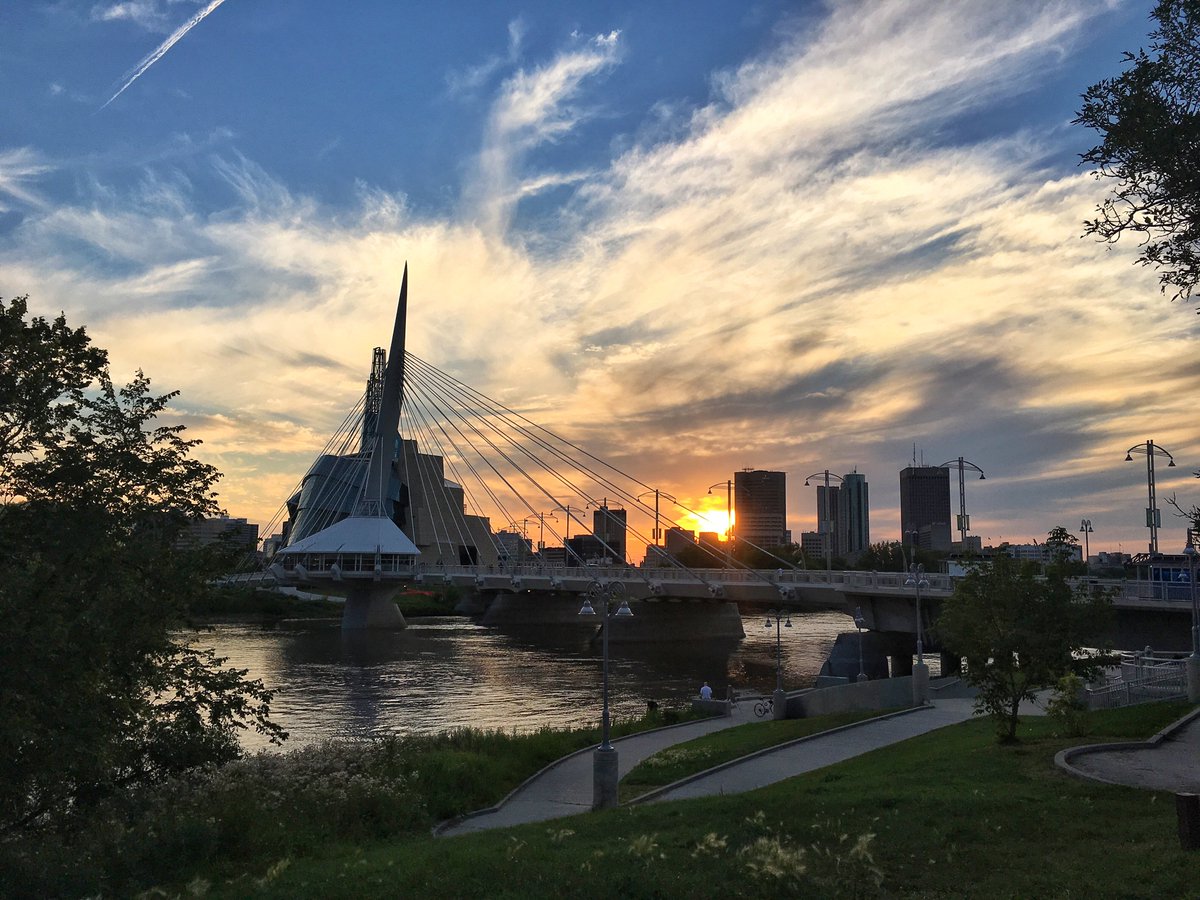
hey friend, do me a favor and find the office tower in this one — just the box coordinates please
[816,484,840,557]
[836,471,870,560]
[733,469,787,547]
[664,526,696,556]
[592,504,627,563]
[899,465,952,552]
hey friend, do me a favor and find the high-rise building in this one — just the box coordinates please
[592,504,627,563]
[664,526,696,556]
[899,465,952,552]
[816,484,840,558]
[836,472,870,560]
[733,469,787,548]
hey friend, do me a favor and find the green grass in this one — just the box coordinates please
[204,701,1195,899]
[619,708,902,802]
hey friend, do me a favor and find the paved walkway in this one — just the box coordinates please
[438,697,1004,837]
[1057,707,1200,794]
[438,701,756,836]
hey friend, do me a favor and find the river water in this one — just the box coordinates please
[188,611,853,751]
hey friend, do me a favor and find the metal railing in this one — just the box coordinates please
[1085,652,1187,709]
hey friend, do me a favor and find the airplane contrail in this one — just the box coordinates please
[100,0,230,110]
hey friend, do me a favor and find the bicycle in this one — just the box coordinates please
[753,697,773,718]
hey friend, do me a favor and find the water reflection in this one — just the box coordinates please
[189,611,852,751]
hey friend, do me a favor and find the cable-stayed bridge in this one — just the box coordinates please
[259,271,1187,658]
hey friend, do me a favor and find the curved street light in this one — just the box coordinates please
[1125,440,1177,554]
[524,511,558,552]
[939,457,986,547]
[636,488,677,547]
[905,563,930,705]
[804,470,844,578]
[707,480,733,563]
[578,580,633,808]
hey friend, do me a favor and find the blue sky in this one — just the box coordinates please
[3,0,1196,555]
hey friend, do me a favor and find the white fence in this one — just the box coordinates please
[1085,652,1187,709]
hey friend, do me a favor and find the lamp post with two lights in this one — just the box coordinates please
[764,608,791,719]
[578,580,633,808]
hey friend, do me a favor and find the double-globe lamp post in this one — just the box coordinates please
[906,563,930,705]
[854,605,868,683]
[803,470,844,578]
[578,580,633,809]
[707,480,733,564]
[764,609,791,719]
[1124,440,1176,555]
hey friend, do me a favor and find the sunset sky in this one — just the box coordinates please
[3,0,1197,556]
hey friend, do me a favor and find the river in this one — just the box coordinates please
[188,611,855,751]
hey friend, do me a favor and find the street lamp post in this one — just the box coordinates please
[637,488,677,564]
[524,512,559,553]
[1124,440,1177,554]
[1079,518,1094,572]
[578,581,633,809]
[1185,541,1200,702]
[939,457,986,546]
[764,609,791,719]
[905,563,930,705]
[707,480,733,564]
[804,470,845,579]
[854,605,868,683]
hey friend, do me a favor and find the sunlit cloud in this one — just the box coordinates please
[5,1,1199,546]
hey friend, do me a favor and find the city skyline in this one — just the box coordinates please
[3,1,1198,554]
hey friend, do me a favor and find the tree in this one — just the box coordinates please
[1075,0,1200,304]
[1044,525,1085,574]
[0,296,284,833]
[934,553,1112,742]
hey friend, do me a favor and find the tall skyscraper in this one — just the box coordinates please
[899,466,952,552]
[592,504,627,563]
[733,469,788,548]
[816,484,840,556]
[837,471,870,559]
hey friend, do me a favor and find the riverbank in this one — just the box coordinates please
[190,586,465,625]
[210,700,1193,898]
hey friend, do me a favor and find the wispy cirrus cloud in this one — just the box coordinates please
[469,30,621,236]
[100,0,229,110]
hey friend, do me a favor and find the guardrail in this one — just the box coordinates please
[1085,653,1187,709]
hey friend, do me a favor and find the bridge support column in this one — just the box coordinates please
[890,654,913,677]
[593,747,619,809]
[342,583,407,630]
[1188,656,1200,703]
[772,688,787,720]
[940,652,962,677]
[912,662,930,706]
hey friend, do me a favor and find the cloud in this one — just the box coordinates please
[101,0,229,110]
[0,147,52,211]
[5,2,1199,546]
[468,30,622,236]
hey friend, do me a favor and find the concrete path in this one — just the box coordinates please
[637,702,975,803]
[437,700,756,837]
[1057,707,1200,794]
[437,697,1006,837]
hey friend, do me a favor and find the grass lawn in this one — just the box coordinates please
[619,707,903,802]
[205,701,1196,899]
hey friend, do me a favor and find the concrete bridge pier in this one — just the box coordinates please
[342,583,407,630]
